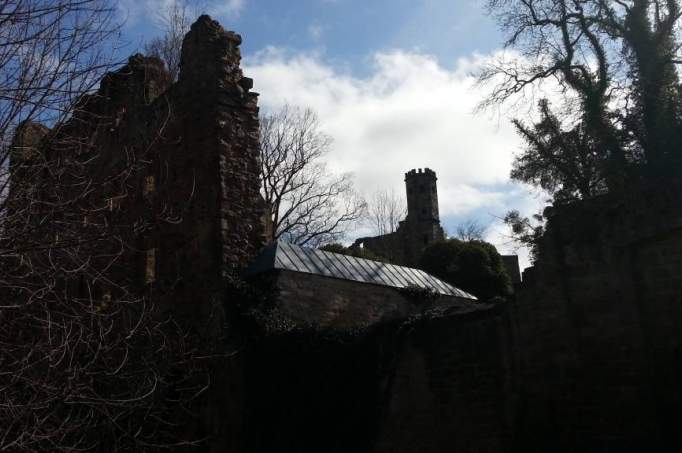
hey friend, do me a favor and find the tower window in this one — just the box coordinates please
[423,235,429,245]
[419,185,425,193]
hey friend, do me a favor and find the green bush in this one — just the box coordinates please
[419,239,512,302]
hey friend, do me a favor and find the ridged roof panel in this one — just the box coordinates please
[245,242,477,300]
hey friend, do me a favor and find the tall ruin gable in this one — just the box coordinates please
[10,15,265,312]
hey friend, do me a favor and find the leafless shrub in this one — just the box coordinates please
[365,188,406,236]
[144,0,195,81]
[454,219,487,241]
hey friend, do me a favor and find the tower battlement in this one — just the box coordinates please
[404,167,436,179]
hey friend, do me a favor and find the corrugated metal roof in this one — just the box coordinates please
[244,242,477,300]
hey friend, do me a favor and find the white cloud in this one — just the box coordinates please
[244,48,542,269]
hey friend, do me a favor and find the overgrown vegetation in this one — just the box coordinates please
[482,0,682,256]
[482,0,682,198]
[503,210,545,262]
[419,239,512,301]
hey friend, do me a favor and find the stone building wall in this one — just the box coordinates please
[30,15,265,303]
[8,16,264,451]
[265,270,487,329]
[511,179,682,452]
[260,178,682,453]
[373,308,516,453]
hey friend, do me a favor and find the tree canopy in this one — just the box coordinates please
[481,0,682,203]
[419,239,513,302]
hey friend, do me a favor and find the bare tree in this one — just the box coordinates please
[0,0,120,174]
[365,188,406,236]
[260,105,366,247]
[0,4,211,451]
[144,0,194,81]
[455,219,487,241]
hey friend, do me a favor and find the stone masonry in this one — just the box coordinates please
[509,178,682,452]
[25,15,265,298]
[8,17,265,450]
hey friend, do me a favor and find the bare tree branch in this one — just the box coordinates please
[144,0,194,81]
[455,219,487,241]
[0,5,214,451]
[364,188,406,236]
[259,105,366,247]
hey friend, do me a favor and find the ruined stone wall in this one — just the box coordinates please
[39,15,264,303]
[512,179,682,452]
[354,216,445,267]
[13,16,264,451]
[313,178,682,453]
[14,12,682,452]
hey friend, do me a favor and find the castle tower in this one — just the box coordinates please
[405,168,440,223]
[403,168,445,259]
[352,167,446,266]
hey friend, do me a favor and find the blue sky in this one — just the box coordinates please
[123,1,504,70]
[120,0,543,267]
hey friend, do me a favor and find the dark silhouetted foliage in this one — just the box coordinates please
[482,0,682,203]
[419,239,512,301]
[503,210,545,263]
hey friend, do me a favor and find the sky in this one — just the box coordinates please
[120,0,547,269]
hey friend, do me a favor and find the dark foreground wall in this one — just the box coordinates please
[512,179,682,452]
[28,16,265,451]
[240,306,514,453]
[238,180,682,453]
[374,309,515,453]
